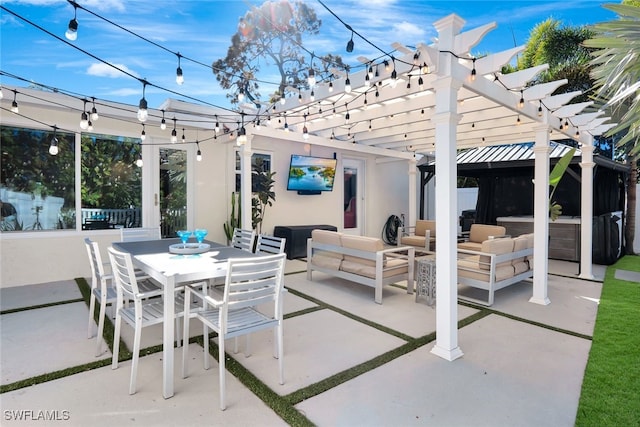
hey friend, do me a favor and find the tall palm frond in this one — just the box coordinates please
[585,3,640,157]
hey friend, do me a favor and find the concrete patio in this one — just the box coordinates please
[1,258,605,426]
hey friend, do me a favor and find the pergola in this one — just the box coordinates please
[237,14,613,361]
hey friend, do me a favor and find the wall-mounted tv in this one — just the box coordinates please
[287,154,337,194]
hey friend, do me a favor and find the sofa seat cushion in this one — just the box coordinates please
[458,261,515,282]
[512,233,534,264]
[400,235,434,248]
[457,241,483,251]
[312,254,342,270]
[341,235,383,267]
[479,238,515,271]
[341,258,408,279]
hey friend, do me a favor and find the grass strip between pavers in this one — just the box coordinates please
[0,298,84,315]
[575,255,640,426]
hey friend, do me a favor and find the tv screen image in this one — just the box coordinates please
[287,155,337,192]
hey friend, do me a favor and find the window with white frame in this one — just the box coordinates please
[235,150,272,193]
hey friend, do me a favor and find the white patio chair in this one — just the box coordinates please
[84,238,117,357]
[120,226,161,242]
[108,246,198,395]
[255,234,286,255]
[181,253,287,410]
[230,228,256,252]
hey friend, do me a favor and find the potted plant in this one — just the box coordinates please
[251,157,276,234]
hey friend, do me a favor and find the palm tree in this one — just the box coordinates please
[585,2,640,255]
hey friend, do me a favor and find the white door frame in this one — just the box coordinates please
[342,157,365,235]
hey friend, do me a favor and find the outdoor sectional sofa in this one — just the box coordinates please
[307,229,415,304]
[457,233,534,306]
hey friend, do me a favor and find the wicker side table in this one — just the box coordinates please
[416,257,436,306]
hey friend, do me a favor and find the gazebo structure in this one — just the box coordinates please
[238,14,614,361]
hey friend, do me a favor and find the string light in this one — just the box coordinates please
[65,1,78,41]
[196,141,202,161]
[344,103,350,124]
[470,58,476,81]
[390,58,398,88]
[137,81,148,122]
[518,90,524,109]
[344,72,351,93]
[516,115,521,125]
[160,110,166,130]
[140,124,146,140]
[90,97,99,121]
[87,120,93,132]
[49,126,59,155]
[136,153,143,167]
[346,30,354,52]
[11,90,19,113]
[328,78,334,93]
[214,115,220,133]
[538,101,543,117]
[171,118,178,143]
[181,128,186,143]
[79,99,88,129]
[175,53,184,85]
[308,56,316,87]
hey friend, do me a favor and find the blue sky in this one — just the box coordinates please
[0,0,617,110]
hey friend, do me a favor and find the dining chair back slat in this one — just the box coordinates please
[230,228,256,252]
[255,234,286,255]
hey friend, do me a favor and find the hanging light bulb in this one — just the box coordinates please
[298,90,303,103]
[538,101,543,117]
[11,90,19,113]
[49,126,59,155]
[368,121,372,132]
[421,62,429,75]
[346,30,354,52]
[310,89,315,102]
[329,79,334,93]
[308,66,316,87]
[559,118,564,130]
[516,115,521,125]
[363,93,368,109]
[90,97,99,121]
[181,128,186,143]
[280,93,286,105]
[65,2,78,41]
[196,142,202,161]
[345,107,350,124]
[137,81,148,122]
[176,53,184,85]
[238,85,245,102]
[390,69,398,88]
[136,154,143,167]
[303,125,309,140]
[255,119,261,130]
[160,110,167,130]
[384,60,390,72]
[171,118,178,143]
[470,58,476,81]
[418,75,424,90]
[237,127,247,145]
[214,115,220,133]
[518,90,525,109]
[345,73,351,93]
[87,120,93,132]
[368,64,374,79]
[80,111,88,130]
[364,73,370,87]
[141,124,146,141]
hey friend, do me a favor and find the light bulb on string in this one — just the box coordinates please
[136,154,143,168]
[87,120,93,132]
[181,128,186,143]
[171,118,178,143]
[49,126,59,155]
[346,30,354,52]
[214,115,220,133]
[160,110,167,130]
[176,53,184,85]
[344,72,351,93]
[79,100,88,129]
[196,142,202,161]
[518,90,525,109]
[11,90,19,113]
[137,81,148,122]
[141,124,146,141]
[65,2,78,41]
[90,97,99,121]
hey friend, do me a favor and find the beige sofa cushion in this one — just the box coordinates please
[311,229,343,270]
[341,235,383,267]
[457,241,482,251]
[469,224,506,243]
[341,257,408,279]
[479,238,514,271]
[513,260,530,275]
[400,235,434,248]
[458,256,514,282]
[512,235,529,264]
[415,220,436,238]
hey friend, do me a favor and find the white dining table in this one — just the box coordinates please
[112,238,258,399]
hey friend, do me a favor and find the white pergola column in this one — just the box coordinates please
[530,125,551,305]
[407,157,417,228]
[579,135,595,279]
[239,137,253,231]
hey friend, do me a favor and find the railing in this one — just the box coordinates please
[80,207,185,237]
[81,208,141,228]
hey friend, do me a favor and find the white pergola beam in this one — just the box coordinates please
[475,46,524,75]
[497,64,549,90]
[553,101,593,119]
[524,80,568,101]
[454,22,497,55]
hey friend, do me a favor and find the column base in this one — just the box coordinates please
[431,344,464,361]
[529,296,551,305]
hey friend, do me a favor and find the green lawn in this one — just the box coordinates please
[575,255,640,426]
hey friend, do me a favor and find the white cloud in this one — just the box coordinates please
[392,21,426,41]
[86,62,139,78]
[81,0,125,13]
